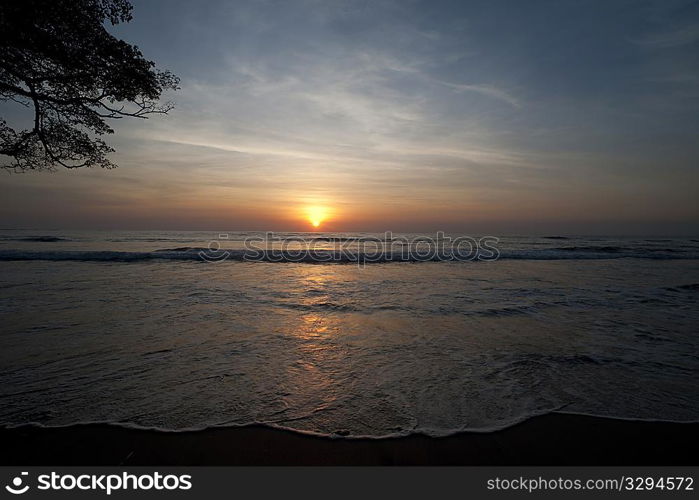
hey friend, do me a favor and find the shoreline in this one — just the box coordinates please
[2,413,698,465]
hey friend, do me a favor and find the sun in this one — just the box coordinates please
[305,206,328,229]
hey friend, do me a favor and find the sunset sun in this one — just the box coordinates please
[305,206,329,229]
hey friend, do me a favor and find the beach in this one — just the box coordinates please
[2,413,698,465]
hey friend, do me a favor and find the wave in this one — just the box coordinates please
[553,245,628,253]
[106,238,203,243]
[0,407,562,438]
[309,236,399,242]
[2,236,71,242]
[0,247,697,263]
[4,409,699,440]
[553,245,684,254]
[309,237,360,242]
[153,247,209,252]
[665,283,699,292]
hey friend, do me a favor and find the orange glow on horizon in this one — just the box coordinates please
[305,205,330,229]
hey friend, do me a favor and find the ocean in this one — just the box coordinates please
[1,230,698,437]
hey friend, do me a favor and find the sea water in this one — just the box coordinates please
[1,230,698,437]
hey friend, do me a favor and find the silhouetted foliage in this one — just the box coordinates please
[0,0,179,171]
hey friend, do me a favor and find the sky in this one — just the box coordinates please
[1,0,698,234]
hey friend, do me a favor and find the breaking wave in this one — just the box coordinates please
[2,236,72,242]
[0,246,696,263]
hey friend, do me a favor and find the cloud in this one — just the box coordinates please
[2,0,698,233]
[434,80,521,108]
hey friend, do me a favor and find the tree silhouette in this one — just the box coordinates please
[0,0,179,171]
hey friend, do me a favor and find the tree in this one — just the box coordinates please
[0,0,179,171]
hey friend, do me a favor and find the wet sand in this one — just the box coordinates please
[2,413,697,465]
